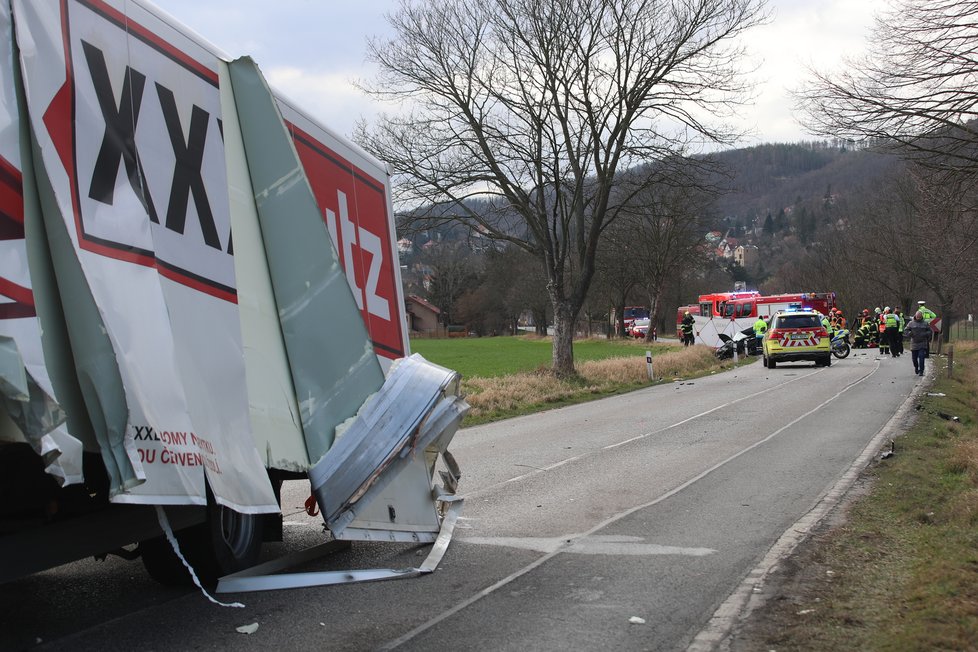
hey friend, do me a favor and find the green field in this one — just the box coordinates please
[409,335,663,379]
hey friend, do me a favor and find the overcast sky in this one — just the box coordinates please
[150,0,886,149]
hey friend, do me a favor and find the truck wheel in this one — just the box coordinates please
[140,488,265,586]
[768,357,776,369]
[140,534,191,586]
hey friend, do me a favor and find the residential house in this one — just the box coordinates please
[406,295,442,336]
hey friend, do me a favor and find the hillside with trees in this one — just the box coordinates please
[397,139,971,341]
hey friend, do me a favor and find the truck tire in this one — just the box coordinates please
[140,488,265,586]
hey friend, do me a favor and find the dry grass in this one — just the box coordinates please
[462,344,728,421]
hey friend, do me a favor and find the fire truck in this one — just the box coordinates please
[681,291,837,348]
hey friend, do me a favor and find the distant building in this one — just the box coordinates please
[734,244,759,268]
[717,241,735,259]
[406,295,442,336]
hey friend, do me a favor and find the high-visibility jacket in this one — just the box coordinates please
[919,305,937,320]
[753,318,767,337]
[884,313,898,329]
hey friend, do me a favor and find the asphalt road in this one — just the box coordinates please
[1,348,925,651]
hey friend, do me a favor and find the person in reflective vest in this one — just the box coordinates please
[917,301,937,321]
[819,311,831,335]
[917,300,938,349]
[883,307,900,357]
[893,308,905,356]
[752,315,768,351]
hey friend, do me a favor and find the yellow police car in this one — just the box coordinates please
[762,308,831,368]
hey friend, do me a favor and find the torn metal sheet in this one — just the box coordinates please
[309,354,468,540]
[336,391,468,541]
[215,498,463,594]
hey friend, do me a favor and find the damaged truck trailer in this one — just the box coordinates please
[0,0,466,587]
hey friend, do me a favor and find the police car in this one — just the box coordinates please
[762,306,831,368]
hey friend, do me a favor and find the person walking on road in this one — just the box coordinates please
[904,311,931,376]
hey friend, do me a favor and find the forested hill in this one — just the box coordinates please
[704,142,897,222]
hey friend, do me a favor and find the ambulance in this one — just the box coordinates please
[761,307,832,368]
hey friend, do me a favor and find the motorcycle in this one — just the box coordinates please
[716,330,755,360]
[831,328,851,359]
[715,333,735,360]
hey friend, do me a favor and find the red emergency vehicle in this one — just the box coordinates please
[722,292,837,320]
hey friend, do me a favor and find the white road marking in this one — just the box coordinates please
[462,534,716,556]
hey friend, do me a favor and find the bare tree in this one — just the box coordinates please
[797,0,978,175]
[593,218,642,338]
[357,0,766,376]
[625,183,710,342]
[420,241,480,326]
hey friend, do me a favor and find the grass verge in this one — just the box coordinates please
[412,336,741,426]
[410,334,674,379]
[729,341,978,651]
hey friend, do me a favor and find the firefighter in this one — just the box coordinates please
[878,307,890,355]
[680,311,695,346]
[871,308,882,347]
[854,318,873,348]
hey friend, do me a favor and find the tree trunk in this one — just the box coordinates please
[643,293,661,343]
[551,299,577,377]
